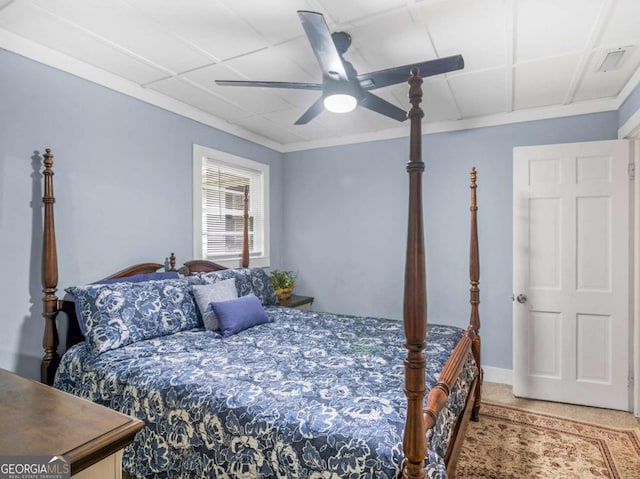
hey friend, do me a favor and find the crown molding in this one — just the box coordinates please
[283,99,618,152]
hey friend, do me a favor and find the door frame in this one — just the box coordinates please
[620,114,640,416]
[632,138,639,417]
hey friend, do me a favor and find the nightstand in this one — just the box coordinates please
[279,294,314,310]
[0,369,144,478]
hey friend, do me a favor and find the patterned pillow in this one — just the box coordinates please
[191,278,237,331]
[66,278,201,355]
[199,268,278,306]
[66,271,182,336]
[248,268,278,306]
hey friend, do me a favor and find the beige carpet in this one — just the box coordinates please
[456,402,640,479]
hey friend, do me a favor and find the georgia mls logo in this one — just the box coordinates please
[0,455,70,479]
[47,456,69,472]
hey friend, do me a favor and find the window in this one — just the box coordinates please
[193,145,270,268]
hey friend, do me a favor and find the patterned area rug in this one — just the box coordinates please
[456,402,640,479]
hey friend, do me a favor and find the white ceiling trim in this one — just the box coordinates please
[1,26,638,154]
[616,59,640,109]
[282,98,618,152]
[615,61,640,138]
[619,108,640,139]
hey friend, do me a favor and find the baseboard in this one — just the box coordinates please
[483,366,512,385]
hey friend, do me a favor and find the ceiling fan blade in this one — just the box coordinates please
[357,54,464,90]
[294,96,325,125]
[215,80,322,90]
[360,92,407,122]
[297,10,349,81]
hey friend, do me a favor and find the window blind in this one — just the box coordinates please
[201,158,264,260]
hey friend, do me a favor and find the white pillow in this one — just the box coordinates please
[192,278,237,331]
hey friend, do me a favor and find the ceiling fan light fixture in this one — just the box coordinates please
[323,93,357,113]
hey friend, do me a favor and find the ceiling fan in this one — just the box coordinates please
[215,11,464,125]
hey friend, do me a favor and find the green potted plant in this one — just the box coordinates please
[268,270,297,302]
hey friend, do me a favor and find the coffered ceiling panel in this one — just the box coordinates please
[314,0,407,24]
[31,0,212,74]
[449,69,508,118]
[343,10,437,72]
[146,77,248,121]
[0,1,168,84]
[515,0,606,62]
[418,0,507,71]
[220,0,319,45]
[514,55,582,109]
[121,0,267,61]
[598,0,640,47]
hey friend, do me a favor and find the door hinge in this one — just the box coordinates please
[629,162,635,180]
[629,374,635,389]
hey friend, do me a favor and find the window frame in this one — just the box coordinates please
[192,144,270,268]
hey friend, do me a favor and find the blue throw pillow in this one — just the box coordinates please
[210,294,271,337]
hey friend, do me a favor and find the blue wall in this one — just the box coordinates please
[283,113,619,370]
[0,48,284,379]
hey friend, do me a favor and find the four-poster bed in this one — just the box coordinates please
[39,69,482,479]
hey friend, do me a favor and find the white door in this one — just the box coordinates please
[513,140,632,411]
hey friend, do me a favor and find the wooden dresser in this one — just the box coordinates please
[0,369,144,478]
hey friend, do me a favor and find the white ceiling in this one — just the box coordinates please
[1,0,639,151]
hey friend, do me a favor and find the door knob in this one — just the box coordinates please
[516,294,527,304]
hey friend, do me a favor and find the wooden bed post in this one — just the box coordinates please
[469,168,482,420]
[41,148,60,385]
[402,67,427,479]
[242,186,249,268]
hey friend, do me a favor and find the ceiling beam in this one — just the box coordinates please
[562,0,617,105]
[505,0,516,113]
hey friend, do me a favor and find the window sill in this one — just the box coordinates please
[205,257,270,269]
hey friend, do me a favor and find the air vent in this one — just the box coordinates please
[596,47,629,72]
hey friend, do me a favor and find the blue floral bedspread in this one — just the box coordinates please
[54,307,478,479]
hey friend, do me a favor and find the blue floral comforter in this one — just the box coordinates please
[54,307,478,479]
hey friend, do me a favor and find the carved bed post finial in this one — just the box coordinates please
[402,67,427,479]
[169,252,177,272]
[41,148,61,385]
[242,186,249,269]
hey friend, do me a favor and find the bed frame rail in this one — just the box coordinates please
[424,167,481,429]
[423,329,476,430]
